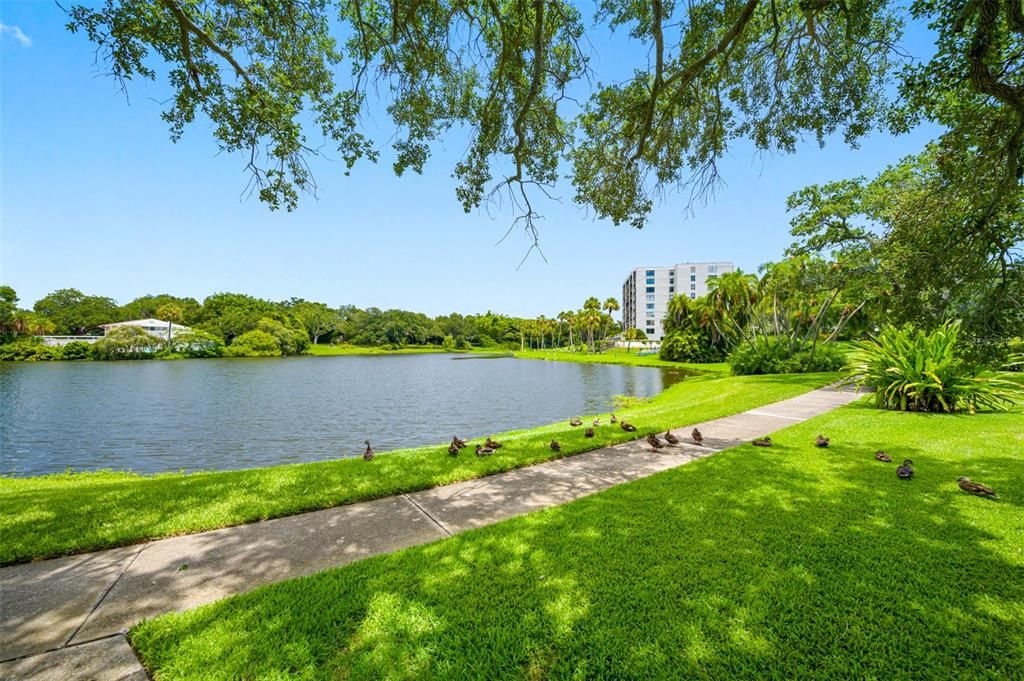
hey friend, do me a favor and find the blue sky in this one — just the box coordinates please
[1,2,939,317]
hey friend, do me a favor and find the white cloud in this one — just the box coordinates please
[0,23,32,48]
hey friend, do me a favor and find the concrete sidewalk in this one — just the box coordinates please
[0,386,862,680]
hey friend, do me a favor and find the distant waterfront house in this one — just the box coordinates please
[100,318,191,340]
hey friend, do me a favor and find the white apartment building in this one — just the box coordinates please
[621,261,734,340]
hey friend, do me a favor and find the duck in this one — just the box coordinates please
[484,437,503,449]
[896,459,913,479]
[815,434,830,448]
[452,436,467,449]
[957,477,998,498]
[448,442,460,456]
[646,433,664,450]
[569,417,583,427]
[550,440,562,452]
[664,431,680,445]
[875,450,892,463]
[752,436,773,448]
[584,427,595,438]
[620,421,637,432]
[610,413,617,423]
[475,444,494,457]
[593,418,601,427]
[363,440,375,461]
[691,428,704,446]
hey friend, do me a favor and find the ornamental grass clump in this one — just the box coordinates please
[844,321,1024,413]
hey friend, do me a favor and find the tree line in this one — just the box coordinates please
[0,286,623,359]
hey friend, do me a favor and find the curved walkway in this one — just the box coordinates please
[0,386,862,680]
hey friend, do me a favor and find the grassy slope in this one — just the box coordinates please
[132,403,1024,680]
[508,347,730,373]
[0,373,831,565]
[306,344,452,356]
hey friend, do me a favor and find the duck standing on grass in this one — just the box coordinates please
[664,431,680,445]
[691,428,704,446]
[620,421,637,432]
[452,436,467,449]
[584,427,595,438]
[897,459,914,479]
[550,440,562,452]
[815,435,830,448]
[593,418,601,427]
[752,436,773,448]
[447,442,460,456]
[875,451,892,463]
[610,413,617,424]
[646,433,664,450]
[569,417,583,427]
[485,437,503,449]
[363,440,375,461]
[475,444,494,457]
[958,477,998,498]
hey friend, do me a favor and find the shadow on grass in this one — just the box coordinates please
[129,416,1024,680]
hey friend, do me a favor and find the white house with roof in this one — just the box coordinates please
[100,318,191,341]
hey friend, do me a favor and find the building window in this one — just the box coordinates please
[645,269,655,276]
[690,283,696,290]
[646,303,655,310]
[708,265,717,273]
[646,294,655,302]
[690,293,696,299]
[690,266,696,273]
[646,286,655,293]
[646,311,655,318]
[645,278,655,285]
[668,286,674,293]
[689,275,695,282]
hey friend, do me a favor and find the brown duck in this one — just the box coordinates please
[550,440,562,452]
[646,433,664,450]
[663,431,680,445]
[610,413,617,423]
[957,477,998,498]
[752,436,773,448]
[896,459,914,479]
[620,421,637,432]
[569,418,583,427]
[452,436,467,449]
[691,428,704,446]
[875,450,892,463]
[363,440,375,461]
[447,442,460,456]
[593,418,601,427]
[584,427,595,438]
[484,437,503,449]
[815,435,830,448]
[475,444,494,457]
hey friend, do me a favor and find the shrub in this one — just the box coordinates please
[728,337,845,375]
[226,330,282,357]
[0,338,45,361]
[166,330,224,358]
[91,326,163,360]
[844,321,1024,413]
[26,345,63,361]
[61,341,92,360]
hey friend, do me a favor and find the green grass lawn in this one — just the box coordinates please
[306,344,453,356]
[0,373,831,565]
[508,347,730,373]
[131,402,1024,680]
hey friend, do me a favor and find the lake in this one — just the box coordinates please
[0,354,686,477]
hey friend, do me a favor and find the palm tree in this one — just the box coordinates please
[707,270,759,345]
[601,297,620,342]
[579,307,602,353]
[623,327,646,351]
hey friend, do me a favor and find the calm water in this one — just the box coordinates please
[0,354,685,476]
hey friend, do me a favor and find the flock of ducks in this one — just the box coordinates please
[365,424,999,500]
